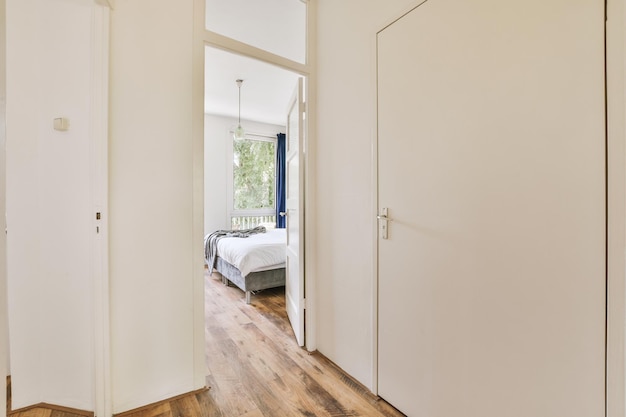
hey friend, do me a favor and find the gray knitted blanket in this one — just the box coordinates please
[204,226,267,274]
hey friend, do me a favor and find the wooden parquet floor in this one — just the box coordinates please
[8,410,90,417]
[8,271,405,417]
[196,271,405,417]
[8,410,87,417]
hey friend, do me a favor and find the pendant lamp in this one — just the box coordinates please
[234,79,245,141]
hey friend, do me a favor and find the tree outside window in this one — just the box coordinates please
[231,137,276,229]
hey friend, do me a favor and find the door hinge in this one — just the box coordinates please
[302,298,306,309]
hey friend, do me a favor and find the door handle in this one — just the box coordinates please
[377,207,390,239]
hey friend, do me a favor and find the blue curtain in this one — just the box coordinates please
[276,133,287,228]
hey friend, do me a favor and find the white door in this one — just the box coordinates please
[6,0,109,409]
[377,1,606,416]
[285,78,305,346]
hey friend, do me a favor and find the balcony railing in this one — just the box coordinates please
[231,215,276,230]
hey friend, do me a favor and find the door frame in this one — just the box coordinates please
[285,77,306,347]
[91,3,111,416]
[605,0,626,415]
[192,0,318,353]
[371,1,626,415]
[0,0,6,415]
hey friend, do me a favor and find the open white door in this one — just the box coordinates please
[285,78,305,346]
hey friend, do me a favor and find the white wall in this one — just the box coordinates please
[316,0,626,407]
[109,0,204,412]
[315,0,417,390]
[204,113,284,235]
[5,0,97,410]
[0,0,7,415]
[205,0,306,64]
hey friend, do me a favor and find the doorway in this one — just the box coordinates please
[376,1,606,416]
[203,45,306,345]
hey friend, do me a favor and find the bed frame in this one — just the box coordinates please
[214,256,286,304]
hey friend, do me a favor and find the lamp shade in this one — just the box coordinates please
[234,124,245,141]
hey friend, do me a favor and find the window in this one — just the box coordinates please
[230,135,277,229]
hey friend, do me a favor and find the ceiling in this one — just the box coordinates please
[204,0,306,127]
[204,47,300,127]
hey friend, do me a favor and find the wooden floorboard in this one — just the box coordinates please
[9,408,89,417]
[7,375,92,417]
[8,270,405,417]
[199,270,405,417]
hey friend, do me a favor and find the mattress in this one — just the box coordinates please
[215,228,286,277]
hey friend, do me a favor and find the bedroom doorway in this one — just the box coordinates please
[202,42,308,347]
[200,0,315,366]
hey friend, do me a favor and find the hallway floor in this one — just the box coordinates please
[189,270,404,417]
[9,271,404,417]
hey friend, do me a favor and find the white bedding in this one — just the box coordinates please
[216,228,286,277]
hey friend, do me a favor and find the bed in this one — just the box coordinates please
[204,228,286,304]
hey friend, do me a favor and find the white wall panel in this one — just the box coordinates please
[315,0,416,390]
[109,0,203,412]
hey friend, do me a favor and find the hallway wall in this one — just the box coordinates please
[109,0,205,412]
[315,0,418,390]
[315,2,626,406]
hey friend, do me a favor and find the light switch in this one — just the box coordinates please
[53,117,70,131]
